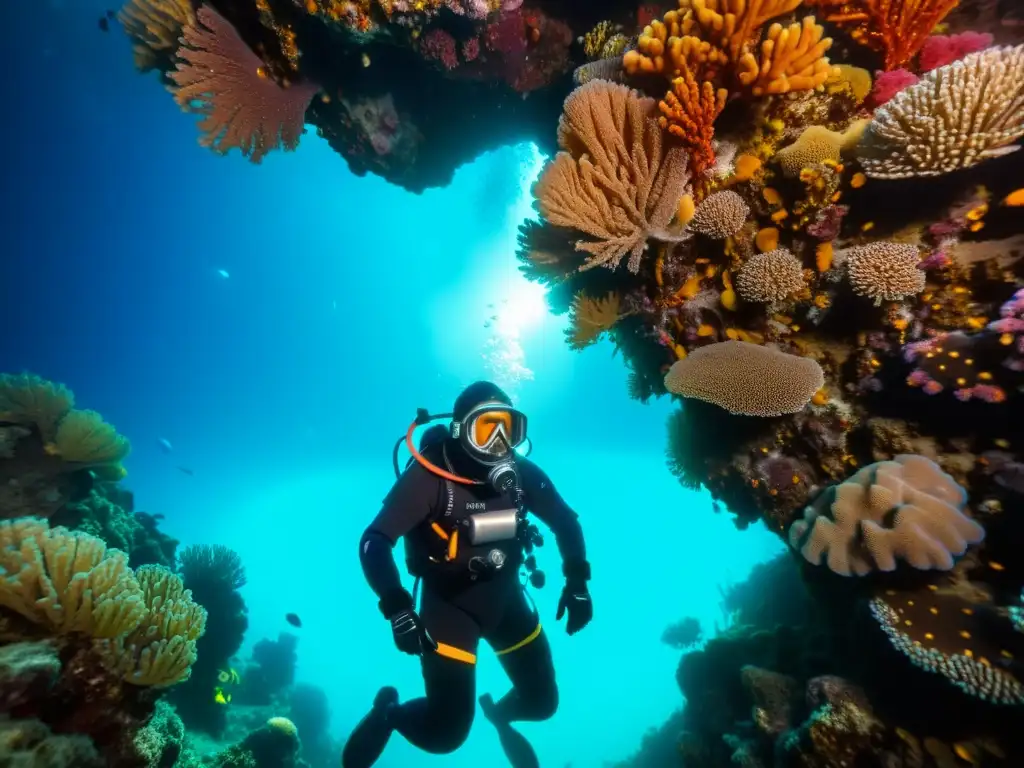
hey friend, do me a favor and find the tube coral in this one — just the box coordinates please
[168,5,320,164]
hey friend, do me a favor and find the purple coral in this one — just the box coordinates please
[806,204,848,240]
[988,289,1024,370]
[420,28,459,70]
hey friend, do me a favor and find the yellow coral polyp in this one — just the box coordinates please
[733,154,762,181]
[677,193,696,226]
[755,227,780,252]
[762,187,782,205]
[815,241,833,272]
[736,17,839,96]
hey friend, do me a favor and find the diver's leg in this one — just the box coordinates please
[487,586,558,723]
[478,585,557,768]
[341,588,479,766]
[389,586,479,754]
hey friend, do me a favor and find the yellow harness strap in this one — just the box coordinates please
[495,623,542,656]
[435,642,477,664]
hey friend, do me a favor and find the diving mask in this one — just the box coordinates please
[451,401,528,465]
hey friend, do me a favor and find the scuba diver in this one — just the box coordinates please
[342,381,593,768]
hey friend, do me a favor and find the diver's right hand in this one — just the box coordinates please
[389,609,437,656]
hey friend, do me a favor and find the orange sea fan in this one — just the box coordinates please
[802,0,959,70]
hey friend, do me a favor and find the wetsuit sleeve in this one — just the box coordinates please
[518,458,591,582]
[359,463,437,618]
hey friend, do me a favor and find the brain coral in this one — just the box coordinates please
[663,341,824,417]
[788,455,984,576]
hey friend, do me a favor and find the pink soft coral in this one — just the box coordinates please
[867,69,919,107]
[919,31,993,72]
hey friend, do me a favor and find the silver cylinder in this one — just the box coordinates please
[467,508,518,545]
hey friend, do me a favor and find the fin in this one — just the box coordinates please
[479,694,540,768]
[341,686,399,768]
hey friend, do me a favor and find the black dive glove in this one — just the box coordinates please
[380,590,437,656]
[555,560,593,636]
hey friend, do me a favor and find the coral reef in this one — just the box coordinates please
[170,544,249,737]
[105,0,1024,763]
[0,373,129,521]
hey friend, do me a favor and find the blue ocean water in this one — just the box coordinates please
[4,2,783,764]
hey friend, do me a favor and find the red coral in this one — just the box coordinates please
[866,68,919,107]
[462,37,480,62]
[420,28,459,70]
[168,6,318,164]
[484,8,527,56]
[918,31,994,71]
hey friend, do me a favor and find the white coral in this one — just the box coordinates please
[789,455,984,576]
[857,45,1024,178]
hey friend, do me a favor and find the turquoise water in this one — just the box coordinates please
[5,4,783,763]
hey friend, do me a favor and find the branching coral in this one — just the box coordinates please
[802,0,960,70]
[856,46,1024,179]
[664,341,824,416]
[117,0,196,72]
[566,292,623,349]
[623,0,838,175]
[788,455,984,576]
[532,79,691,273]
[657,66,727,177]
[169,5,320,164]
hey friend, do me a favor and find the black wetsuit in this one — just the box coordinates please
[358,442,588,754]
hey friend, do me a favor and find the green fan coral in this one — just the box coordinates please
[0,374,74,443]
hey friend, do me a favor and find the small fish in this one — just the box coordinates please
[216,268,230,279]
[213,688,231,705]
[1002,188,1024,207]
[361,53,371,67]
[285,612,302,628]
[157,438,173,454]
[176,466,194,476]
[98,16,109,31]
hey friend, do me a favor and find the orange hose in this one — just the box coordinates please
[406,423,479,485]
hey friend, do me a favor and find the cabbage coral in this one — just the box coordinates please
[788,455,983,576]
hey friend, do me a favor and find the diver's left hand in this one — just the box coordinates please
[555,580,592,635]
